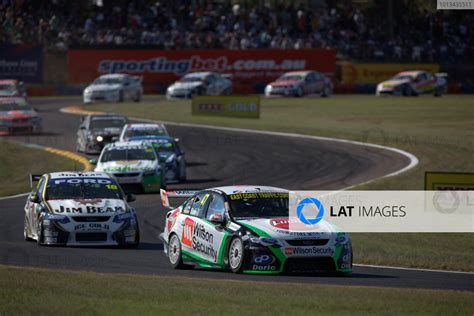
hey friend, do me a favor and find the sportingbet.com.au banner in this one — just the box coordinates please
[289,191,473,232]
[67,49,335,93]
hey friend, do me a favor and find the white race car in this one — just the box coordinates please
[92,141,166,193]
[83,74,143,103]
[160,185,353,274]
[376,71,447,96]
[119,123,168,142]
[24,172,139,247]
[166,72,232,99]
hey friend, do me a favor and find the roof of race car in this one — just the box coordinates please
[98,73,128,79]
[184,72,212,78]
[397,71,425,77]
[47,171,111,179]
[90,113,127,119]
[125,123,166,130]
[0,80,18,85]
[210,185,288,195]
[284,71,312,76]
[106,141,152,149]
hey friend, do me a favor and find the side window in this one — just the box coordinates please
[314,72,321,81]
[36,177,47,200]
[189,192,211,217]
[206,193,225,220]
[182,196,196,215]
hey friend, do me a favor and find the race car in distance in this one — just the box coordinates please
[83,74,143,103]
[160,186,352,274]
[264,71,333,97]
[119,123,168,142]
[76,113,128,154]
[0,79,27,104]
[92,141,166,193]
[0,100,42,135]
[166,72,232,99]
[128,135,186,183]
[376,70,447,96]
[24,172,139,246]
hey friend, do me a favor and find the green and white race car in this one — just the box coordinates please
[160,186,352,274]
[93,141,166,193]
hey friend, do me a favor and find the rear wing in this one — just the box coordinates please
[29,174,42,188]
[160,189,200,209]
[435,72,448,78]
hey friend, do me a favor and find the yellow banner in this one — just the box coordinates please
[192,96,260,118]
[341,64,440,84]
[425,172,474,190]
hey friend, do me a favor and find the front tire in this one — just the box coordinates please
[36,220,44,246]
[294,87,304,97]
[321,86,331,97]
[118,90,124,102]
[134,91,142,102]
[24,216,32,241]
[228,237,245,273]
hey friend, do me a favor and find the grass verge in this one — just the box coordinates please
[0,264,473,315]
[0,141,83,196]
[84,95,474,272]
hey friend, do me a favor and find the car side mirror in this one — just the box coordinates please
[89,159,97,165]
[127,193,136,202]
[80,125,86,130]
[208,213,224,224]
[29,193,39,203]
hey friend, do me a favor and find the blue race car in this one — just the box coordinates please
[128,135,186,183]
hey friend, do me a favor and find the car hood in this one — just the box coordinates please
[47,198,126,215]
[169,82,203,90]
[87,84,122,91]
[0,109,37,119]
[237,217,337,240]
[269,80,300,87]
[379,79,410,87]
[97,160,158,173]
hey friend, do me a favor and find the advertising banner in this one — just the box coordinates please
[192,96,260,118]
[341,63,440,84]
[68,49,336,93]
[0,44,42,83]
[425,172,474,190]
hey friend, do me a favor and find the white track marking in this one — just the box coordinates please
[354,264,474,275]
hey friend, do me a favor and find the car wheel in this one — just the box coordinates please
[434,87,443,97]
[24,216,32,241]
[134,91,142,102]
[228,237,245,273]
[118,90,124,102]
[402,84,412,96]
[223,87,232,96]
[321,86,331,97]
[36,220,44,246]
[168,233,186,269]
[294,87,304,97]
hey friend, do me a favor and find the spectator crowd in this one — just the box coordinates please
[0,0,472,63]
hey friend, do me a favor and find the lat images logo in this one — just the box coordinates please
[296,197,325,225]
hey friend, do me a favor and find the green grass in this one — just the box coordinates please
[0,265,472,315]
[0,141,82,196]
[85,95,474,272]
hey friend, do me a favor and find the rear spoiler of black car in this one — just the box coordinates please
[160,189,200,209]
[30,174,42,188]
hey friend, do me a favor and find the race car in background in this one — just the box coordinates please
[264,71,333,97]
[160,186,352,274]
[0,100,42,135]
[76,113,128,154]
[92,141,166,193]
[83,74,143,103]
[128,135,186,183]
[119,123,168,142]
[166,72,232,99]
[0,79,27,104]
[376,70,447,96]
[24,172,139,247]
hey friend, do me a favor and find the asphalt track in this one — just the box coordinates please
[1,97,472,292]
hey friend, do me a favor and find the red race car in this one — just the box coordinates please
[264,71,333,97]
[0,100,42,135]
